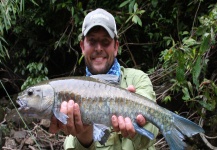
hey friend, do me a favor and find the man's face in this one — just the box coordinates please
[80,27,119,75]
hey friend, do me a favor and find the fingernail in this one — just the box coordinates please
[62,101,67,107]
[125,117,131,124]
[112,116,116,121]
[68,100,74,107]
[74,103,78,110]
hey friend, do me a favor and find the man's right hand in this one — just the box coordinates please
[49,100,93,147]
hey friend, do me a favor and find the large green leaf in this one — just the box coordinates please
[192,57,201,88]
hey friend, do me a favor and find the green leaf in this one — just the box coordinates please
[187,81,194,97]
[132,15,137,23]
[199,34,211,54]
[196,26,207,36]
[37,63,43,70]
[118,46,122,55]
[133,3,138,12]
[78,55,84,65]
[30,0,39,6]
[183,38,197,46]
[129,0,135,13]
[151,0,158,8]
[71,7,74,16]
[132,15,142,26]
[137,17,142,26]
[176,51,185,83]
[199,100,215,111]
[138,10,145,14]
[176,66,185,83]
[163,95,171,104]
[192,57,201,88]
[182,87,190,101]
[119,0,130,8]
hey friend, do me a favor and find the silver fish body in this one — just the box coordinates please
[17,76,204,150]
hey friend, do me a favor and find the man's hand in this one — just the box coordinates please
[49,100,93,147]
[111,85,146,139]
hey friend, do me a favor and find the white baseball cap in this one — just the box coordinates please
[82,8,118,38]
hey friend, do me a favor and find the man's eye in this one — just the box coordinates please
[27,89,34,96]
[89,39,96,44]
[102,41,110,46]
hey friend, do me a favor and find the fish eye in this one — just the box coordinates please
[27,89,34,96]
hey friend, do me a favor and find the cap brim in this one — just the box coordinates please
[83,23,115,38]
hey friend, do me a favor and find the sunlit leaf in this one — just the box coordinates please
[199,100,215,111]
[182,87,190,101]
[119,0,130,8]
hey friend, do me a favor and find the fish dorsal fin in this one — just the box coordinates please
[93,123,110,145]
[90,74,120,85]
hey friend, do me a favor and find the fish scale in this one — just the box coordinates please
[17,76,205,150]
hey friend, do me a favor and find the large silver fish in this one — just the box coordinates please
[16,76,204,150]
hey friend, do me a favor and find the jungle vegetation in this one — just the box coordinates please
[0,0,217,149]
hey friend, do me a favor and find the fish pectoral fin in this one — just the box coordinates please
[133,122,155,140]
[53,110,69,125]
[93,123,110,145]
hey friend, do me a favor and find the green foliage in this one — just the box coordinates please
[1,0,217,148]
[120,1,145,26]
[159,3,217,112]
[0,0,38,61]
[0,0,19,61]
[21,62,48,90]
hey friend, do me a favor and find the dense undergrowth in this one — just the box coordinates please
[0,0,217,149]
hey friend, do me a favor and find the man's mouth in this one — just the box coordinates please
[93,57,106,61]
[91,57,107,64]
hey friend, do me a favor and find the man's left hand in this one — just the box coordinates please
[111,85,146,139]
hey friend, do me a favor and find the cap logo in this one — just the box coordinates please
[90,14,109,21]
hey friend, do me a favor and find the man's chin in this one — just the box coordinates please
[90,66,108,74]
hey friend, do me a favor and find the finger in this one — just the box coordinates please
[111,115,119,132]
[126,85,136,93]
[125,117,136,138]
[66,100,76,135]
[49,115,59,134]
[73,103,84,133]
[136,114,146,126]
[118,116,127,137]
[58,101,68,134]
[67,100,75,122]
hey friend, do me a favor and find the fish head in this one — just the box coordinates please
[17,84,54,119]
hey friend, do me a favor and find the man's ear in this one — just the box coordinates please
[114,40,119,57]
[80,40,84,54]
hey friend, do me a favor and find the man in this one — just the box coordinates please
[49,8,159,150]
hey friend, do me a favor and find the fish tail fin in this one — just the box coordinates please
[163,113,204,150]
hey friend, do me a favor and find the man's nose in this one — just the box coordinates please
[95,42,103,52]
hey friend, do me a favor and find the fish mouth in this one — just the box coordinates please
[16,99,29,111]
